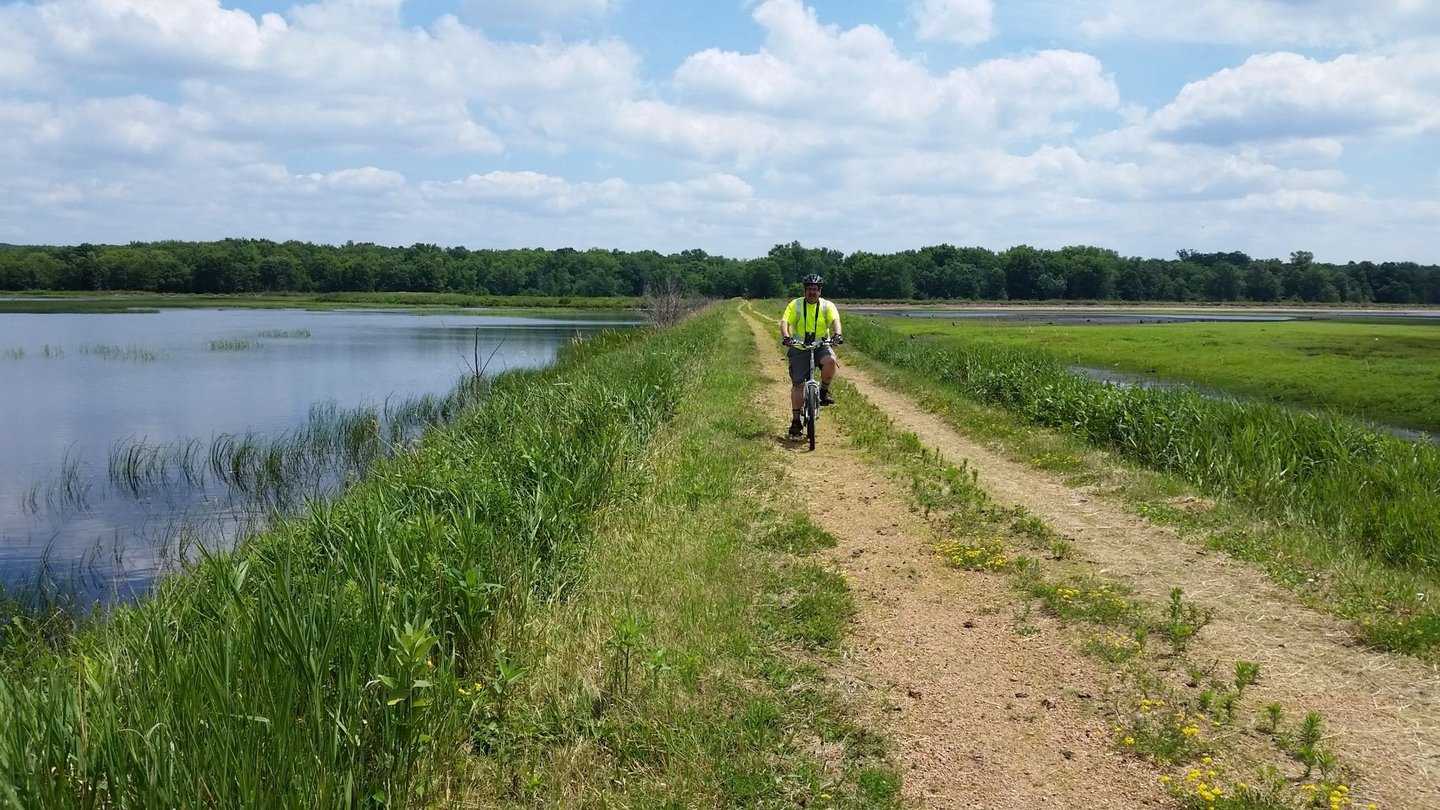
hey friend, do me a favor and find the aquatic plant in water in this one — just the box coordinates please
[208,339,262,351]
[80,343,161,361]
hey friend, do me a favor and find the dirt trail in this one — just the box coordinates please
[742,309,1172,809]
[824,339,1440,809]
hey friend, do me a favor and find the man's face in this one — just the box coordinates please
[804,284,821,301]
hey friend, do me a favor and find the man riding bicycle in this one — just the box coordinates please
[779,273,843,438]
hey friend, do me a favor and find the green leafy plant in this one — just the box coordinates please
[1161,588,1213,652]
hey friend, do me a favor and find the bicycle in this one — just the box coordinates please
[787,337,836,451]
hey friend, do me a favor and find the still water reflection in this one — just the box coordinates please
[0,307,638,602]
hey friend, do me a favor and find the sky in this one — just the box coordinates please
[1,0,1438,264]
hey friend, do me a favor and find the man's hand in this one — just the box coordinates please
[782,335,797,347]
[832,334,844,345]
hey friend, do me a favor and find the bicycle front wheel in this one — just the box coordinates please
[805,385,819,450]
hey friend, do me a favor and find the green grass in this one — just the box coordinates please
[880,317,1440,434]
[0,305,896,808]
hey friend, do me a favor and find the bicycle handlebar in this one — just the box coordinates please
[784,338,837,350]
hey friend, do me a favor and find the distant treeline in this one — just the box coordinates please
[1,239,1438,304]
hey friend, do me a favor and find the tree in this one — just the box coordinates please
[1244,264,1281,302]
[1206,262,1243,301]
[1298,267,1340,302]
[1001,245,1043,300]
[1057,245,1120,300]
[259,255,306,292]
[745,258,783,298]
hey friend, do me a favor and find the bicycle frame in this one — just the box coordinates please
[794,339,832,450]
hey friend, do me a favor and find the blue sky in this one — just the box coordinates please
[1,0,1437,263]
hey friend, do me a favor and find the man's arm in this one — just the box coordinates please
[828,305,842,340]
[779,301,795,341]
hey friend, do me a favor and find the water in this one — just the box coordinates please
[0,307,639,602]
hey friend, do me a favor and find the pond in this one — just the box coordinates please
[0,307,639,603]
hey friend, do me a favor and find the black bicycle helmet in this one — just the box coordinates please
[802,273,823,286]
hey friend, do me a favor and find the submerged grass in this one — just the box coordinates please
[845,317,1440,656]
[0,304,893,807]
[208,338,262,351]
[100,385,482,516]
[78,343,161,362]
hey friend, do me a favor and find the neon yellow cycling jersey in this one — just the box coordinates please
[783,297,841,340]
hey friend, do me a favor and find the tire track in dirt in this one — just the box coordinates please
[835,351,1440,810]
[741,307,1173,809]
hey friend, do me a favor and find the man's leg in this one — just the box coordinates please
[819,355,837,405]
[789,383,804,435]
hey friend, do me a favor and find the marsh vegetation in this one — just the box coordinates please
[0,307,638,603]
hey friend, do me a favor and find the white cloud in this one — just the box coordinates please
[22,0,288,74]
[443,170,577,200]
[305,166,407,193]
[911,0,994,45]
[607,100,797,165]
[287,0,403,32]
[660,172,754,202]
[458,0,616,30]
[1079,0,1440,47]
[1081,124,1348,200]
[1151,51,1440,145]
[964,50,1118,132]
[0,38,38,84]
[672,0,1116,150]
[1229,189,1348,214]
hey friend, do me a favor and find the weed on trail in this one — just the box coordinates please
[757,509,840,555]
